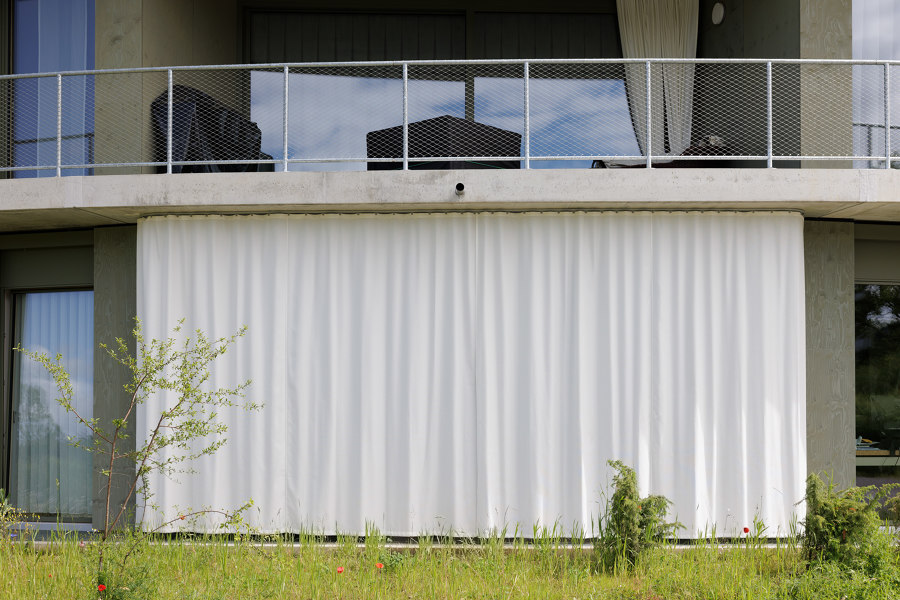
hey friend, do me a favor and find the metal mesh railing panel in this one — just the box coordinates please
[852,64,887,167]
[92,71,163,171]
[688,62,768,158]
[288,65,402,163]
[405,63,523,164]
[890,64,900,167]
[5,59,900,174]
[773,63,854,158]
[0,78,11,170]
[59,74,94,172]
[8,75,58,174]
[168,69,264,171]
[530,63,637,159]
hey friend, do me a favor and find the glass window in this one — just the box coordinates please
[8,290,93,520]
[852,1,900,167]
[855,283,900,496]
[12,0,94,177]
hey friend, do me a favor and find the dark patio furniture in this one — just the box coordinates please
[151,85,273,173]
[366,115,521,170]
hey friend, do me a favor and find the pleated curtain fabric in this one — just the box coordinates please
[137,211,805,537]
[616,0,698,156]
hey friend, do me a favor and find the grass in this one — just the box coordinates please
[3,530,896,600]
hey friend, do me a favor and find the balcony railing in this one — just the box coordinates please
[1,58,898,176]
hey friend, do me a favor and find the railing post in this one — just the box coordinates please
[167,69,173,174]
[766,61,773,168]
[645,60,652,168]
[56,74,62,177]
[885,62,892,169]
[402,63,409,171]
[283,65,289,172]
[523,61,530,170]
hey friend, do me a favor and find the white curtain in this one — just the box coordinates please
[137,212,806,537]
[617,0,698,156]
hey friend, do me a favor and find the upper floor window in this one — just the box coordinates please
[245,10,636,170]
[852,1,900,168]
[12,0,94,177]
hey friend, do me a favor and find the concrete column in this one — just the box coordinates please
[799,0,852,168]
[95,1,144,174]
[92,226,137,530]
[804,220,854,490]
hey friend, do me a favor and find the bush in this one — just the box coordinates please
[0,489,28,545]
[801,473,900,574]
[596,460,682,570]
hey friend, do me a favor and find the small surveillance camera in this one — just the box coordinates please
[455,182,465,196]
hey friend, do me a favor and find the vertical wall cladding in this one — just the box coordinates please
[804,220,854,490]
[92,226,137,529]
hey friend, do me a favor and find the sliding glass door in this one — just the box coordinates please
[856,284,900,494]
[8,290,93,520]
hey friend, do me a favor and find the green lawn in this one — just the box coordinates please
[3,533,897,600]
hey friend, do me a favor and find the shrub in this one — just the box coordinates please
[801,473,900,574]
[0,489,28,545]
[597,460,682,570]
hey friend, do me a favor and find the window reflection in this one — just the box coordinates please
[855,284,900,498]
[13,0,94,177]
[250,69,638,171]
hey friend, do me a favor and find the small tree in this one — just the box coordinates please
[17,319,259,587]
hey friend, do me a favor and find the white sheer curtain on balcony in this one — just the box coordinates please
[137,212,806,537]
[617,0,698,156]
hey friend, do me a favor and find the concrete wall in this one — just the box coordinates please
[804,220,855,490]
[696,0,852,166]
[94,0,241,172]
[696,0,801,161]
[91,226,137,530]
[698,0,801,59]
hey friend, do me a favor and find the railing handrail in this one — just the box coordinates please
[4,57,900,81]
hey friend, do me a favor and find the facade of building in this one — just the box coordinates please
[1,0,898,537]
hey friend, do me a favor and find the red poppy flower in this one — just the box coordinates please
[376,563,384,569]
[48,574,52,578]
[743,527,750,534]
[98,584,107,591]
[337,567,344,574]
